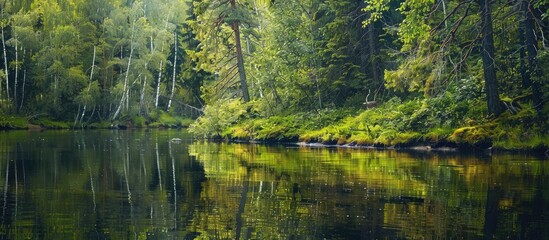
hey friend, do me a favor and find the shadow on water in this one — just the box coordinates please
[0,131,548,239]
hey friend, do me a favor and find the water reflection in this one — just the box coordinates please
[188,142,549,239]
[0,130,204,239]
[0,131,548,239]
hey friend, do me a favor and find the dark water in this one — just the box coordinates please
[0,130,548,239]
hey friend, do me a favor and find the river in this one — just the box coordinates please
[0,129,548,239]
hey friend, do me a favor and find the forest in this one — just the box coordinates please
[0,0,547,151]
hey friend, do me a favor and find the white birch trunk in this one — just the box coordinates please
[80,46,96,125]
[19,68,25,111]
[112,24,136,120]
[154,60,162,108]
[139,68,147,115]
[167,32,177,111]
[13,38,18,108]
[1,22,9,102]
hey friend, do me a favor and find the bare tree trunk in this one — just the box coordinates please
[1,21,9,103]
[13,37,18,110]
[230,0,250,102]
[102,46,107,93]
[80,46,96,125]
[139,69,147,116]
[19,68,25,111]
[112,27,135,120]
[155,60,163,109]
[479,0,501,116]
[167,32,178,111]
[153,15,172,109]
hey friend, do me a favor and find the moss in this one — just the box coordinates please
[347,132,375,146]
[448,125,493,148]
[392,132,422,146]
[189,96,547,151]
[424,127,453,142]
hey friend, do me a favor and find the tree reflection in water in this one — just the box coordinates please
[0,130,548,239]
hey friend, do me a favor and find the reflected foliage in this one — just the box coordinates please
[0,130,204,239]
[0,131,548,239]
[188,142,549,239]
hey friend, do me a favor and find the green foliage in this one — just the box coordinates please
[424,127,454,143]
[449,125,493,146]
[189,99,248,138]
[0,0,545,153]
[149,111,194,128]
[0,115,28,129]
[132,116,147,128]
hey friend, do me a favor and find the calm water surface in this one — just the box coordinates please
[0,130,548,239]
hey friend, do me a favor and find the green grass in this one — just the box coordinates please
[0,115,28,129]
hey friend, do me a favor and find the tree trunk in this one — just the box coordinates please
[518,16,530,90]
[521,0,543,112]
[19,68,25,111]
[13,37,18,111]
[155,60,163,109]
[167,32,178,111]
[139,70,147,116]
[230,0,250,102]
[112,40,134,120]
[102,45,107,94]
[80,46,97,125]
[479,0,502,116]
[1,22,9,103]
[368,22,383,96]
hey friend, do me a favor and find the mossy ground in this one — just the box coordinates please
[190,98,548,153]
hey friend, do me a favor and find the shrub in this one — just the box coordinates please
[189,99,248,138]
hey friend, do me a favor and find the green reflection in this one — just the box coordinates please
[0,130,204,239]
[188,142,549,239]
[1,132,548,239]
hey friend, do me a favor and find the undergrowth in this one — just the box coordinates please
[189,97,548,152]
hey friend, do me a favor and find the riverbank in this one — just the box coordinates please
[0,113,194,130]
[189,98,549,154]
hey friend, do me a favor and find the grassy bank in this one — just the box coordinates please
[0,111,194,130]
[189,98,549,153]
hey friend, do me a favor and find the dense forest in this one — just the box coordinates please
[0,0,547,151]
